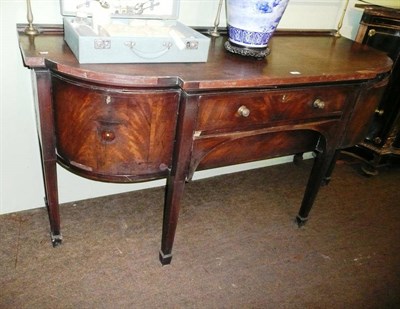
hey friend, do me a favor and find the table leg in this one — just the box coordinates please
[322,150,340,186]
[42,160,61,246]
[296,146,337,227]
[159,175,186,265]
[159,94,198,265]
[33,69,62,246]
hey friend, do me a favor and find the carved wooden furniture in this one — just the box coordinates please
[18,25,392,265]
[348,6,400,174]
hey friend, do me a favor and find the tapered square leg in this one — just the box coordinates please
[296,148,337,227]
[159,250,173,265]
[159,176,186,265]
[34,69,62,245]
[295,215,308,227]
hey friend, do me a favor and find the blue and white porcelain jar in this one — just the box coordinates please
[225,0,289,57]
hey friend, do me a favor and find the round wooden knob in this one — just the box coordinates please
[101,130,115,142]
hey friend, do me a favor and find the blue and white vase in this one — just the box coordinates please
[225,0,289,57]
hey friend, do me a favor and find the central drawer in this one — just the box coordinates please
[196,86,351,133]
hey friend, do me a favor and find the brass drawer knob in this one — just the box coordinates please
[101,130,116,142]
[312,99,325,109]
[368,29,376,37]
[238,105,250,117]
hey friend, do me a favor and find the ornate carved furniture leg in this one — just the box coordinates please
[33,69,62,246]
[160,94,198,265]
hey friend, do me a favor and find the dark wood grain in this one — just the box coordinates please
[52,74,180,182]
[18,25,392,89]
[195,86,351,134]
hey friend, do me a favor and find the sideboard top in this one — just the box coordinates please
[17,25,393,91]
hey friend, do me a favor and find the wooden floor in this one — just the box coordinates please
[1,159,399,308]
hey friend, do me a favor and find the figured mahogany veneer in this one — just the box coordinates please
[52,74,180,182]
[18,25,392,265]
[188,86,354,176]
[196,86,350,133]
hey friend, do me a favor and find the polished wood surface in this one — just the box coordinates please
[18,25,392,89]
[52,74,180,182]
[18,25,392,263]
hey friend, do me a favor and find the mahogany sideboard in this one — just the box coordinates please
[17,25,392,265]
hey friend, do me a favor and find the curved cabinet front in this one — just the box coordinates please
[51,73,180,182]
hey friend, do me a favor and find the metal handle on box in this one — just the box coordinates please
[125,41,173,59]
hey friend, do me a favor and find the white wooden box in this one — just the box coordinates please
[61,0,210,63]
